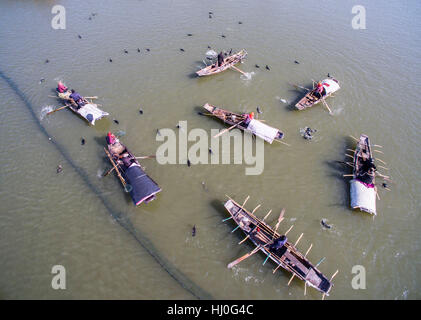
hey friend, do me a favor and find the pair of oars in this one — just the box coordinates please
[103,155,156,177]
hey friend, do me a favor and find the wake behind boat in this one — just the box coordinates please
[53,82,109,125]
[203,103,284,144]
[196,49,247,77]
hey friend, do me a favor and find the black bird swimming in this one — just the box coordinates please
[124,49,128,54]
[137,48,140,52]
[180,48,185,52]
[113,119,119,124]
[109,58,113,62]
[187,33,193,36]
[45,59,49,63]
[207,45,211,49]
[56,165,63,174]
[221,34,226,38]
[78,35,82,39]
[382,183,388,188]
[156,129,161,136]
[192,225,196,237]
[39,78,45,83]
[327,73,331,77]
[229,48,232,55]
[146,48,150,52]
[321,219,332,229]
[139,109,143,114]
[256,106,262,114]
[265,65,270,70]
[209,148,213,154]
[238,21,243,24]
[294,60,300,64]
[187,159,191,167]
[81,138,85,145]
[255,64,260,68]
[176,124,180,129]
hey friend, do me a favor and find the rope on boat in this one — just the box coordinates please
[0,70,212,300]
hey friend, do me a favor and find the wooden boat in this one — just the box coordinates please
[196,49,247,76]
[203,103,284,143]
[57,90,109,125]
[295,78,340,110]
[104,134,161,206]
[349,134,377,215]
[223,196,336,297]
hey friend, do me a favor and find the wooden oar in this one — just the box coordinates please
[374,150,384,154]
[322,270,339,300]
[375,158,387,165]
[135,155,156,159]
[230,65,247,76]
[213,120,245,138]
[271,209,285,240]
[350,135,359,141]
[304,243,313,258]
[227,245,262,269]
[294,233,304,247]
[47,105,69,115]
[103,166,116,177]
[273,139,291,147]
[321,98,333,115]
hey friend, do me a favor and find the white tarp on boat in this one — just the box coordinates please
[350,179,377,215]
[321,78,340,95]
[78,103,109,125]
[247,119,279,144]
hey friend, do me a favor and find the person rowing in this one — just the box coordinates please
[270,235,288,256]
[69,89,87,109]
[313,82,326,99]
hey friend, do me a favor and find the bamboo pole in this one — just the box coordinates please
[47,105,69,115]
[304,243,313,258]
[294,233,304,247]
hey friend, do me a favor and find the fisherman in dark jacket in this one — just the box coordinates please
[69,89,86,109]
[270,235,288,256]
[217,51,224,67]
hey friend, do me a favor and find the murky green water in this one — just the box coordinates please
[0,0,420,299]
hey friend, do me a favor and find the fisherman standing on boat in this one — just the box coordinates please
[56,81,68,93]
[313,82,326,99]
[217,51,224,67]
[69,89,86,109]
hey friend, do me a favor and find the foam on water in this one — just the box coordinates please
[40,105,54,120]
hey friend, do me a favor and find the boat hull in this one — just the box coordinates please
[196,49,247,76]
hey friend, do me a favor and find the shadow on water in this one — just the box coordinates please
[0,69,212,300]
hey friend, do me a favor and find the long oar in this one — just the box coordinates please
[213,120,244,138]
[135,155,156,159]
[103,166,116,177]
[227,245,262,269]
[47,105,69,115]
[322,270,339,300]
[271,209,285,240]
[230,65,247,76]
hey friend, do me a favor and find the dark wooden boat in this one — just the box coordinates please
[223,196,337,297]
[104,134,161,206]
[295,78,340,110]
[57,90,109,125]
[349,134,377,215]
[196,49,247,76]
[203,103,284,143]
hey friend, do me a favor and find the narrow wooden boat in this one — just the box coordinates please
[196,49,247,76]
[295,78,340,110]
[104,133,161,206]
[203,103,284,143]
[350,134,377,215]
[223,196,335,297]
[57,90,109,125]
